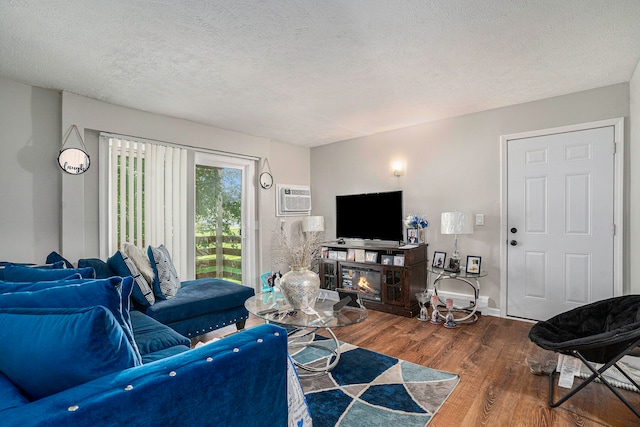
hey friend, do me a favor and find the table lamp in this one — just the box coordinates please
[440,211,474,260]
[302,216,325,233]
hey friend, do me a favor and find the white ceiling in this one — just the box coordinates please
[1,1,640,147]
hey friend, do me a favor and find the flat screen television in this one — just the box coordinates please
[336,191,403,242]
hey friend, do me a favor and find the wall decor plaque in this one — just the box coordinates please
[58,125,90,175]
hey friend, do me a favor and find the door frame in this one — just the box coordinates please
[193,152,257,287]
[499,118,625,318]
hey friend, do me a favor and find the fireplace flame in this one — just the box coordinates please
[357,277,374,294]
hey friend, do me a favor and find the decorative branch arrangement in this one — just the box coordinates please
[272,225,324,269]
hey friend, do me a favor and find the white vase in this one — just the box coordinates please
[279,266,320,310]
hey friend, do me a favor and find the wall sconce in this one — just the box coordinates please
[392,161,405,177]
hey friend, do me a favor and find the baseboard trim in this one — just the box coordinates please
[433,289,495,316]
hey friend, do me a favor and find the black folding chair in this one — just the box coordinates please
[529,295,640,418]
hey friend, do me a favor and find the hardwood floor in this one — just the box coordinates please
[241,311,639,426]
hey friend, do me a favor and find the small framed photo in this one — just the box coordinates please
[337,251,347,261]
[381,255,393,265]
[355,249,366,263]
[406,228,419,244]
[347,248,356,261]
[365,251,378,263]
[432,251,446,269]
[393,254,405,266]
[466,256,482,274]
[444,257,460,273]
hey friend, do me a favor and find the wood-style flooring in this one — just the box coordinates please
[213,311,639,426]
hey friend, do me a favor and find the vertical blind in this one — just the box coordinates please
[106,137,188,276]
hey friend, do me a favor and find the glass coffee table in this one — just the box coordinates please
[245,293,368,375]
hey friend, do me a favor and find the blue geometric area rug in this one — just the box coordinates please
[291,337,460,427]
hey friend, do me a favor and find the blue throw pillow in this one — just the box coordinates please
[3,264,95,282]
[45,251,74,269]
[0,275,84,294]
[148,245,181,300]
[0,277,142,365]
[78,258,116,279]
[107,250,155,307]
[0,306,139,400]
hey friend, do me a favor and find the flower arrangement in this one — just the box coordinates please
[272,226,325,269]
[405,214,429,229]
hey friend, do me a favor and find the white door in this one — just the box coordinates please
[506,126,615,320]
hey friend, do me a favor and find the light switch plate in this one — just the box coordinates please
[475,213,484,226]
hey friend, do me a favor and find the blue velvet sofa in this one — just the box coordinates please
[0,322,289,426]
[71,250,256,339]
[0,271,295,426]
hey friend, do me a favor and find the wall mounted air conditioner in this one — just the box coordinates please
[276,184,311,216]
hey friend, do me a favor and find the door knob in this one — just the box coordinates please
[510,240,518,246]
[510,227,517,233]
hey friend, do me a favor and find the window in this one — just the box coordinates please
[99,134,257,285]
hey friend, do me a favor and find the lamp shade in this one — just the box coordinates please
[302,216,325,232]
[441,212,474,235]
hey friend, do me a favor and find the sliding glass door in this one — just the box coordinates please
[194,153,256,285]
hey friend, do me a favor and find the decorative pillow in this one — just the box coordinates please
[107,250,155,307]
[3,264,95,282]
[0,262,40,281]
[45,251,74,268]
[0,276,134,337]
[0,306,139,400]
[123,243,155,286]
[78,258,116,279]
[148,244,181,300]
[0,277,142,365]
[0,276,82,294]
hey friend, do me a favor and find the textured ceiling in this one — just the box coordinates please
[1,1,640,147]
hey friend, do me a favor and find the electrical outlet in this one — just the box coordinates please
[475,214,484,226]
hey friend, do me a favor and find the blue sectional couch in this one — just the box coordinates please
[0,267,306,426]
[0,322,289,426]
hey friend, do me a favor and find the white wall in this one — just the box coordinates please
[630,61,640,294]
[0,77,61,263]
[310,83,630,313]
[258,140,312,275]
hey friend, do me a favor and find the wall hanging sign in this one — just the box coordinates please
[58,124,90,175]
[259,158,273,189]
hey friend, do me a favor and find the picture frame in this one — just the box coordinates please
[393,254,405,266]
[432,251,446,269]
[444,257,460,273]
[465,255,482,274]
[347,248,356,261]
[355,249,366,263]
[406,228,419,244]
[381,255,393,265]
[365,251,378,263]
[337,251,347,261]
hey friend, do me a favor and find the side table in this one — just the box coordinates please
[430,267,486,325]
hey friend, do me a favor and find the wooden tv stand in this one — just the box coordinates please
[318,243,428,317]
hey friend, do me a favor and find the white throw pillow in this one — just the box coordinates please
[123,243,155,286]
